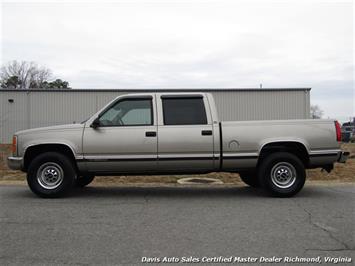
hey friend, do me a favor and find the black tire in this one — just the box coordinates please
[258,152,306,197]
[239,171,260,187]
[27,152,76,198]
[75,175,95,188]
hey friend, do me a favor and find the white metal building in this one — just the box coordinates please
[0,88,311,143]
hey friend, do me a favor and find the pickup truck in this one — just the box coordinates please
[8,92,348,198]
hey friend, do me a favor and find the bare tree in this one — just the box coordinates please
[310,105,324,119]
[31,66,52,88]
[0,60,52,89]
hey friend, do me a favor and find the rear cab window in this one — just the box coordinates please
[161,96,207,125]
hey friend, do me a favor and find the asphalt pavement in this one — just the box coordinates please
[0,184,354,265]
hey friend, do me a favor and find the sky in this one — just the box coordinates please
[0,0,354,121]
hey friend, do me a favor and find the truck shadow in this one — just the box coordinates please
[70,185,264,198]
[14,184,331,199]
[66,185,326,199]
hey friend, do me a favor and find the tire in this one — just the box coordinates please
[258,152,306,197]
[76,175,95,188]
[27,152,76,198]
[239,172,260,187]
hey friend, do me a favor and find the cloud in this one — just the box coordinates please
[1,0,353,119]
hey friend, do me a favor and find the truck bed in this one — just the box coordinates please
[220,119,340,170]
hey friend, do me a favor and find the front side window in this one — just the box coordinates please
[162,97,207,125]
[99,98,152,126]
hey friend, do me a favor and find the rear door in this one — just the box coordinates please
[156,94,215,172]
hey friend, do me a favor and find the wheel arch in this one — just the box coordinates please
[23,143,77,171]
[258,141,310,167]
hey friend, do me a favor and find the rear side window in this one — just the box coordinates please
[162,97,207,125]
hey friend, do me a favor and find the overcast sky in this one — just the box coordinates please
[1,0,354,120]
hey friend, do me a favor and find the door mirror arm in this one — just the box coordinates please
[90,117,101,129]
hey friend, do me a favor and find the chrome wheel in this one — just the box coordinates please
[270,162,297,189]
[36,162,64,189]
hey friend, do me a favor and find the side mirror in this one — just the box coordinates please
[91,117,101,129]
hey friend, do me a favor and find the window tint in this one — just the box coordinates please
[162,97,207,125]
[121,108,151,125]
[99,99,152,126]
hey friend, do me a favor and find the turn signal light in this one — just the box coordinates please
[12,135,17,156]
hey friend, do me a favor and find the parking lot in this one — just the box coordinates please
[0,184,354,265]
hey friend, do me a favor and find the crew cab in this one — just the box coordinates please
[8,93,348,197]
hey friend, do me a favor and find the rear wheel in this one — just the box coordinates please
[239,171,260,187]
[27,152,76,198]
[76,175,95,188]
[258,152,306,197]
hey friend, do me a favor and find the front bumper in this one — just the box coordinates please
[337,151,350,163]
[7,156,23,170]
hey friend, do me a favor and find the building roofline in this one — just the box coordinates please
[0,87,311,92]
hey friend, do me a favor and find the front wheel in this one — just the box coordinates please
[258,152,306,197]
[27,152,76,198]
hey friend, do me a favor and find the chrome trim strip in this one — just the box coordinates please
[309,153,338,157]
[158,153,214,159]
[84,155,157,160]
[223,155,258,160]
[309,149,341,155]
[223,152,259,157]
[81,154,217,162]
[81,153,260,162]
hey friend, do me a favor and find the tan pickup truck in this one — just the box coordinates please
[8,93,348,198]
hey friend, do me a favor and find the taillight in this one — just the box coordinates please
[12,135,17,156]
[334,121,342,142]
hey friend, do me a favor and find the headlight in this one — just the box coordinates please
[12,135,18,156]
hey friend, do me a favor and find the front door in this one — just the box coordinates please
[83,96,157,173]
[156,94,215,172]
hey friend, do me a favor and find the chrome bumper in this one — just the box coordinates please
[7,156,23,170]
[337,152,349,163]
